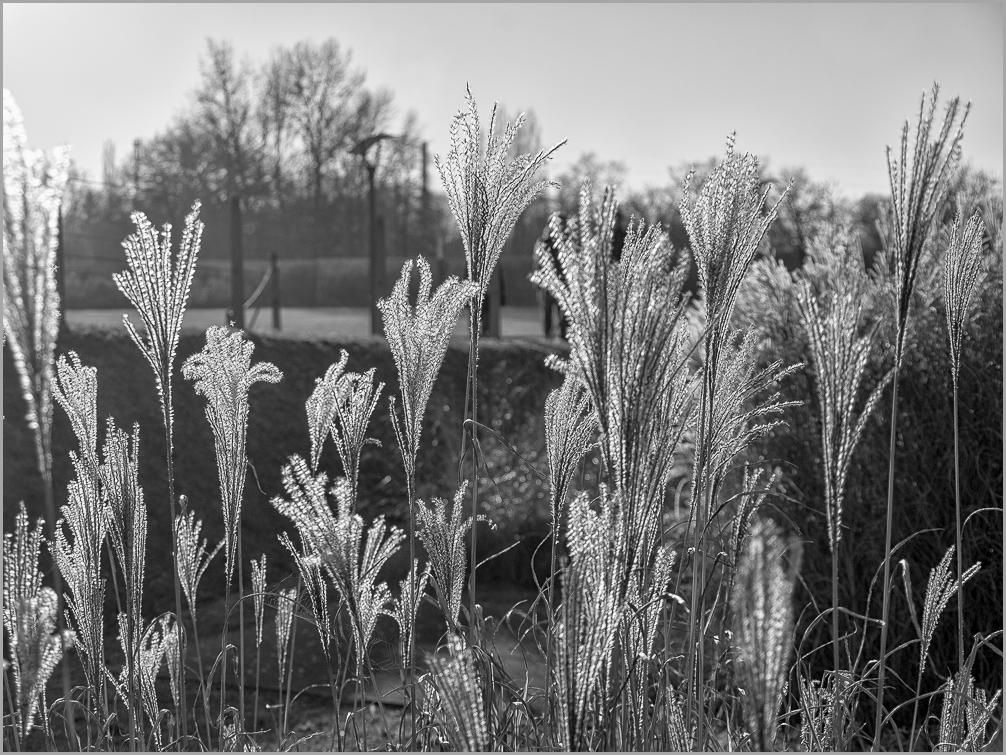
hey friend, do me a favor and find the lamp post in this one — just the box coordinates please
[351,133,398,335]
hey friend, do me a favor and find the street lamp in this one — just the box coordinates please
[351,133,398,335]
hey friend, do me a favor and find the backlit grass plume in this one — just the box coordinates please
[174,507,223,616]
[796,262,891,674]
[305,351,348,473]
[531,185,695,553]
[435,88,564,305]
[113,202,202,426]
[937,670,1001,752]
[272,456,402,673]
[182,325,282,585]
[51,353,107,702]
[942,208,987,676]
[875,85,969,739]
[100,419,147,747]
[330,368,383,506]
[678,139,788,744]
[114,201,202,738]
[730,519,800,753]
[427,635,489,752]
[415,484,481,630]
[2,89,70,543]
[380,257,477,482]
[4,505,67,742]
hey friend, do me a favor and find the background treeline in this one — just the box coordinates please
[61,37,1001,310]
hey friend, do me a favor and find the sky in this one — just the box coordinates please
[3,3,1002,200]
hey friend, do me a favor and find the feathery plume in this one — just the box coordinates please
[532,185,695,552]
[182,325,282,584]
[543,367,597,528]
[174,505,223,611]
[415,484,484,629]
[329,368,383,506]
[3,506,67,740]
[280,535,331,654]
[796,281,891,552]
[886,84,968,364]
[395,559,430,667]
[305,351,349,473]
[113,202,203,423]
[272,456,402,672]
[51,353,107,697]
[937,671,1001,752]
[428,634,489,752]
[436,88,564,305]
[101,420,147,635]
[379,258,477,477]
[2,89,69,521]
[730,519,800,752]
[275,586,298,693]
[919,546,980,675]
[679,136,787,342]
[943,209,986,386]
[251,555,268,649]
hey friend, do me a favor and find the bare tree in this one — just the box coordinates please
[194,39,263,197]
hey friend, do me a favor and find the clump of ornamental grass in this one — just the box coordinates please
[114,201,202,740]
[3,90,75,745]
[936,668,1002,752]
[182,324,281,742]
[875,84,969,742]
[730,518,800,752]
[3,505,69,746]
[2,89,69,539]
[379,255,476,742]
[533,184,699,749]
[795,227,893,676]
[437,88,564,635]
[941,209,987,676]
[678,137,789,744]
[272,456,402,676]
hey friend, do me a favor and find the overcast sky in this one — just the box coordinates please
[3,3,1002,199]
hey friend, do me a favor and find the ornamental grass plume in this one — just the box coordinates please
[941,208,987,676]
[182,325,282,586]
[436,87,564,306]
[100,419,147,748]
[937,670,1001,752]
[51,353,107,702]
[876,85,969,741]
[3,505,68,742]
[730,519,800,753]
[437,88,564,636]
[427,635,489,753]
[174,506,223,616]
[305,351,349,473]
[183,325,280,739]
[379,257,477,483]
[272,456,403,673]
[531,184,695,556]
[678,138,788,744]
[415,484,483,630]
[114,201,202,739]
[2,89,70,542]
[330,368,383,506]
[796,245,892,674]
